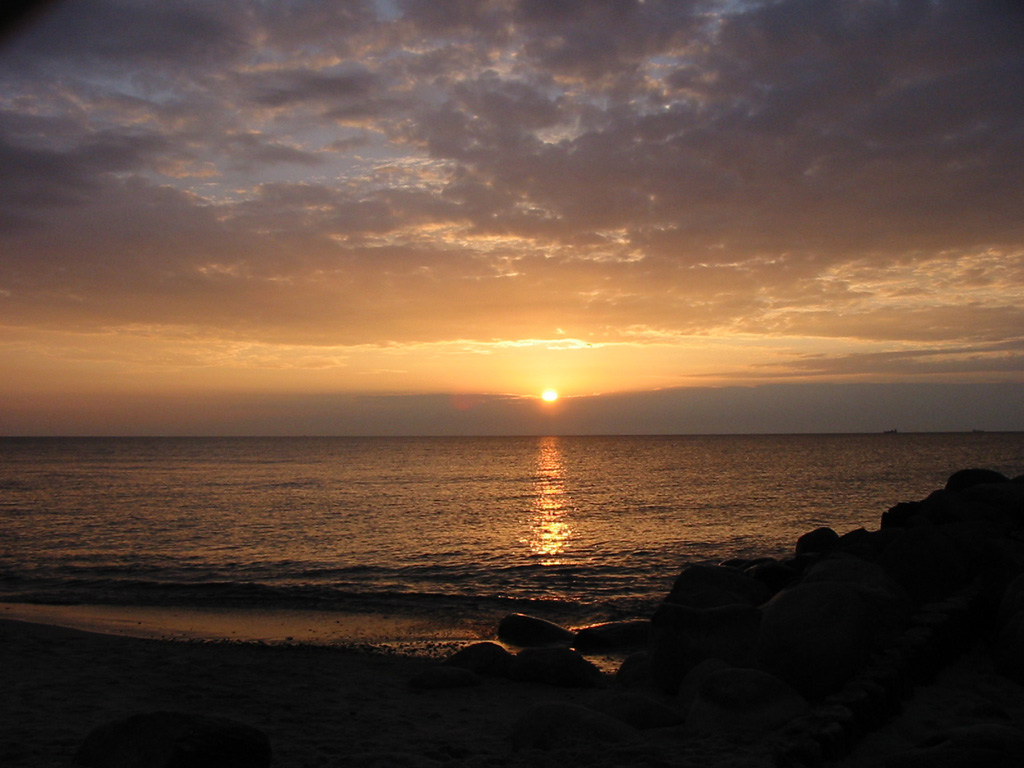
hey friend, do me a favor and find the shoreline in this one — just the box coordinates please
[0,600,495,650]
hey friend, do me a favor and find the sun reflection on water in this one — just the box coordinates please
[524,436,574,563]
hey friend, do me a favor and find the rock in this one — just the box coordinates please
[508,646,605,687]
[743,558,800,594]
[801,553,912,645]
[758,582,872,700]
[878,526,970,605]
[994,610,1024,685]
[73,711,271,768]
[614,651,650,688]
[885,723,1024,768]
[677,657,732,711]
[831,526,893,559]
[961,481,1024,531]
[899,486,1022,530]
[584,691,685,729]
[881,501,924,529]
[510,702,641,751]
[666,564,772,608]
[408,665,482,689]
[685,667,808,735]
[795,526,840,555]
[497,613,575,646]
[996,573,1024,626]
[945,468,1009,493]
[648,602,761,694]
[443,641,513,676]
[573,619,650,651]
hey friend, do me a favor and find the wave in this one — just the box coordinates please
[0,549,670,614]
[0,572,658,628]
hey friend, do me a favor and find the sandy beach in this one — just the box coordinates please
[6,606,1024,768]
[2,614,646,768]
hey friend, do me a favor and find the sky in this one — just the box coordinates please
[1,0,1022,436]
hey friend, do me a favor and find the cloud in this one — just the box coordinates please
[0,0,1022,412]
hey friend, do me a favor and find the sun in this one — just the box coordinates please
[541,389,559,402]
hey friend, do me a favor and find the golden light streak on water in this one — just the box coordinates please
[524,436,575,563]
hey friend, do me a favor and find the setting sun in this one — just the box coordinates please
[541,389,559,402]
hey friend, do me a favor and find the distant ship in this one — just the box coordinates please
[883,429,899,434]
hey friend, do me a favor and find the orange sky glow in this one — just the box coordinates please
[1,1,1022,435]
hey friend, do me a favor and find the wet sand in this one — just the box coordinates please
[0,601,495,649]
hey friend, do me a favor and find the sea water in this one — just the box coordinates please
[2,434,1023,636]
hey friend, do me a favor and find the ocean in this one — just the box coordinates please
[2,434,1023,642]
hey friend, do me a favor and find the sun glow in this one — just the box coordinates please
[541,389,559,402]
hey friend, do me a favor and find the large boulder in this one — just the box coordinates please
[73,711,271,768]
[648,602,761,694]
[508,646,605,687]
[994,610,1024,685]
[744,558,800,594]
[831,527,894,559]
[614,651,651,688]
[677,657,732,711]
[887,485,1022,531]
[497,613,575,646]
[961,481,1024,531]
[802,553,912,645]
[573,619,650,651]
[795,527,840,556]
[443,641,513,676]
[758,582,873,700]
[878,526,970,605]
[665,564,772,608]
[945,468,1010,492]
[996,573,1024,627]
[685,667,809,735]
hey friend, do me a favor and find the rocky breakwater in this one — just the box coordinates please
[430,466,1024,767]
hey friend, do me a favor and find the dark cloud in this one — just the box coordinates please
[249,68,379,109]
[0,0,1021,415]
[0,0,243,71]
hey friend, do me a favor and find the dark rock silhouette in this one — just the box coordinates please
[648,602,761,693]
[497,612,575,646]
[795,526,840,555]
[878,525,970,604]
[572,619,650,651]
[744,557,801,593]
[945,468,1009,492]
[684,666,809,735]
[73,711,271,768]
[665,563,772,608]
[442,641,513,676]
[508,646,605,687]
[758,581,872,700]
[802,552,912,646]
[432,465,1024,762]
